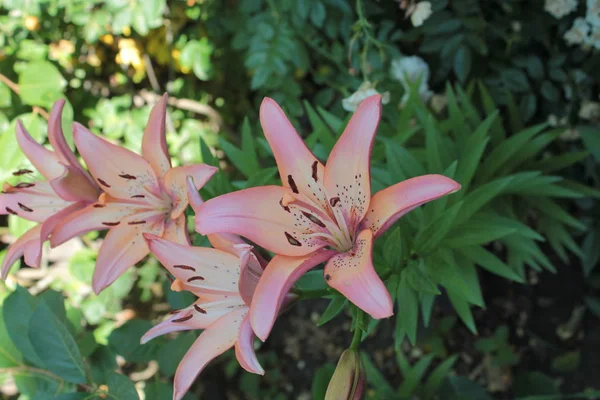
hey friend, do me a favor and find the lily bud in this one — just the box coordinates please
[325,349,366,400]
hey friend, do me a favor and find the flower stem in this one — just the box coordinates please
[350,324,363,350]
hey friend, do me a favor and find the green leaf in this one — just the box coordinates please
[382,227,404,270]
[0,82,12,107]
[442,376,493,399]
[444,220,517,248]
[582,226,600,276]
[397,352,434,397]
[317,297,348,326]
[584,296,600,319]
[179,38,213,81]
[455,176,514,224]
[0,307,22,368]
[310,2,326,27]
[454,45,472,83]
[460,246,524,283]
[28,303,86,384]
[18,61,66,107]
[311,364,335,400]
[157,332,196,377]
[423,354,458,399]
[109,319,160,363]
[103,373,140,400]
[416,201,463,252]
[406,261,440,295]
[244,167,277,188]
[447,290,477,334]
[361,353,394,397]
[579,125,600,161]
[396,269,419,345]
[3,286,45,366]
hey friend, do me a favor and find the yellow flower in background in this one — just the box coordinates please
[24,15,40,31]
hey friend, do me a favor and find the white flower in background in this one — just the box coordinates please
[544,0,578,19]
[585,24,600,48]
[342,81,390,112]
[409,2,432,27]
[564,18,591,45]
[391,56,433,105]
[586,0,600,26]
[579,101,600,120]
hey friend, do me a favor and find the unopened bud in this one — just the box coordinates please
[325,349,366,400]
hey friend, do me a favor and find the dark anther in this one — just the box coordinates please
[301,211,326,228]
[187,276,205,282]
[194,305,207,314]
[311,161,318,182]
[172,314,193,323]
[168,309,182,314]
[119,174,137,180]
[5,207,17,215]
[97,179,110,187]
[131,194,145,199]
[330,197,340,207]
[15,182,35,189]
[127,220,146,225]
[287,175,299,194]
[17,202,33,212]
[325,274,331,281]
[93,204,106,208]
[279,198,290,213]
[174,264,196,271]
[285,232,302,246]
[13,169,33,176]
[102,221,120,226]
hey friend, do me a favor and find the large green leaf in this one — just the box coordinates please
[28,303,87,384]
[18,61,66,107]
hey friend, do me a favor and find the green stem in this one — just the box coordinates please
[350,324,363,349]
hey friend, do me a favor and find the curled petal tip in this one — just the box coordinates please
[142,232,160,243]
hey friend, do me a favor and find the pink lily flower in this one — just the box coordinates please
[0,100,101,278]
[195,95,461,340]
[51,95,217,293]
[140,179,266,400]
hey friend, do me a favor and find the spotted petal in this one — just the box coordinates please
[141,297,243,344]
[260,98,327,208]
[196,186,329,257]
[92,214,164,293]
[249,250,336,341]
[51,199,138,247]
[145,235,240,295]
[73,123,161,200]
[361,174,461,237]
[0,181,71,223]
[142,94,171,177]
[324,95,380,227]
[164,164,217,219]
[324,229,393,319]
[173,308,247,400]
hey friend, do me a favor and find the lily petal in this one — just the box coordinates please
[141,298,242,344]
[249,250,336,341]
[1,225,42,279]
[0,181,71,223]
[48,100,96,192]
[49,164,100,203]
[164,164,218,219]
[235,315,264,375]
[362,174,461,237]
[186,175,204,210]
[237,246,262,306]
[92,215,164,293]
[324,229,393,319]
[16,121,63,181]
[173,308,246,400]
[51,200,137,247]
[145,235,240,295]
[324,95,380,227]
[73,123,161,199]
[163,215,190,245]
[196,186,328,256]
[260,98,327,208]
[142,94,171,177]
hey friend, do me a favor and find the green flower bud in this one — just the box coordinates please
[325,349,366,400]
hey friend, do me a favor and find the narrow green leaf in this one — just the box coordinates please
[423,355,458,399]
[420,292,436,328]
[398,353,435,397]
[317,297,348,326]
[396,270,419,346]
[361,353,395,397]
[447,290,477,334]
[406,261,441,295]
[460,246,524,283]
